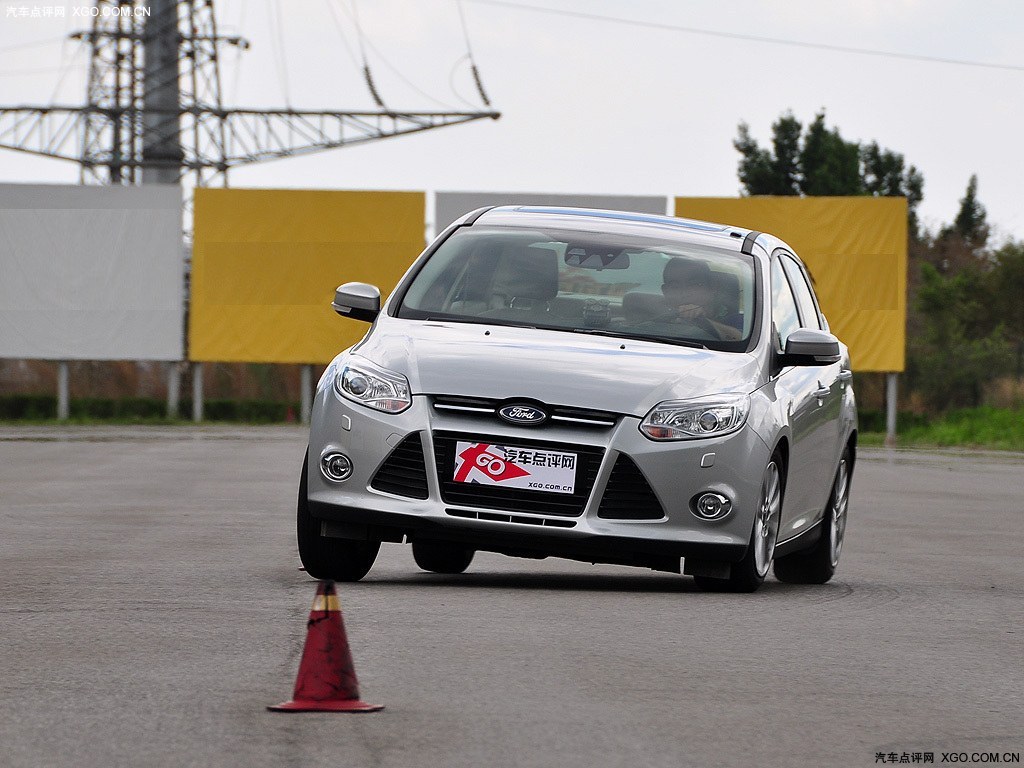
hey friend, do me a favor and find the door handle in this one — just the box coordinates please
[814,384,831,398]
[837,370,853,382]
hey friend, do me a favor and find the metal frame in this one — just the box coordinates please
[0,0,499,191]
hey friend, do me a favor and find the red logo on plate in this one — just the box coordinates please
[454,443,531,484]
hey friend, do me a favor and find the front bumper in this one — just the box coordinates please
[307,387,772,568]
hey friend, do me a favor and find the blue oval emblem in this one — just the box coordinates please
[498,404,548,425]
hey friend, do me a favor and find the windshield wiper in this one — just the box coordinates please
[567,327,707,349]
[425,316,536,330]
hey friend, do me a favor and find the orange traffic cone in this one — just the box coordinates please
[268,581,384,713]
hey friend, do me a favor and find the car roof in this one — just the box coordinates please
[466,205,760,252]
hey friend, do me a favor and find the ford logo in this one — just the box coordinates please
[498,404,548,426]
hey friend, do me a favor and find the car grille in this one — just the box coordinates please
[370,433,429,499]
[597,454,665,520]
[432,430,604,517]
[431,395,619,429]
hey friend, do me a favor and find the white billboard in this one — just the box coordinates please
[436,192,668,233]
[0,184,183,361]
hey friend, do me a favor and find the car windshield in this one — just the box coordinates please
[396,226,757,351]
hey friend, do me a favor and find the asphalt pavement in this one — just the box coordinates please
[1,426,1021,768]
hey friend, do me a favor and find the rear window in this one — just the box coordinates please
[397,227,757,352]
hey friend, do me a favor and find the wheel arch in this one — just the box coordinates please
[846,430,857,475]
[771,435,790,493]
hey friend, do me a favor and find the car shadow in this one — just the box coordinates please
[363,570,695,593]
[355,570,858,597]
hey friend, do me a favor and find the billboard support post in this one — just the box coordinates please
[885,373,898,447]
[57,361,69,421]
[192,363,204,423]
[301,365,313,426]
[167,363,180,419]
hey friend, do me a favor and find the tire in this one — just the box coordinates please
[296,451,380,582]
[412,540,475,574]
[694,453,783,593]
[774,446,851,585]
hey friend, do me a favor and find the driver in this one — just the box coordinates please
[661,258,742,341]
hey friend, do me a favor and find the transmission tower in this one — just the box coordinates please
[0,0,498,420]
[0,0,500,189]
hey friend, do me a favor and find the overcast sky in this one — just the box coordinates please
[1,0,1022,241]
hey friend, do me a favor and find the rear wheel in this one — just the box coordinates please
[296,452,380,582]
[774,447,851,585]
[694,454,782,593]
[412,540,475,574]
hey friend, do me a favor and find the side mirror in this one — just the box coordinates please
[779,328,841,366]
[332,282,381,323]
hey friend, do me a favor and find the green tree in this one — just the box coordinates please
[733,110,924,235]
[734,113,801,195]
[952,174,989,250]
[862,141,924,238]
[931,176,992,273]
[799,112,862,196]
[989,242,1024,374]
[907,263,1011,410]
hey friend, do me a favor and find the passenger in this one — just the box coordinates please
[661,258,742,341]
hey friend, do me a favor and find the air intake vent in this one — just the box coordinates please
[597,454,665,520]
[370,433,429,499]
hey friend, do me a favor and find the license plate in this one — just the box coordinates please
[453,441,577,494]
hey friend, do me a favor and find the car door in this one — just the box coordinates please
[781,253,845,513]
[770,254,841,541]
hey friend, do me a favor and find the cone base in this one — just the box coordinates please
[267,698,384,713]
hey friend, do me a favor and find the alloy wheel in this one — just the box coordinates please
[754,460,782,577]
[828,459,850,568]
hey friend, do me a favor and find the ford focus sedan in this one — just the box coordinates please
[299,206,856,592]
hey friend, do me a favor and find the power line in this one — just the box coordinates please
[331,0,463,111]
[0,34,69,55]
[455,0,492,107]
[464,0,1024,73]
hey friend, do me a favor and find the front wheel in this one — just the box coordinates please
[296,452,380,582]
[774,447,851,585]
[412,540,475,574]
[694,454,783,593]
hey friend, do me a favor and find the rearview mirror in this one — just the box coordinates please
[332,282,380,323]
[779,328,841,366]
[564,246,630,270]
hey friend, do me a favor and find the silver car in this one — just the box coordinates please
[300,206,856,592]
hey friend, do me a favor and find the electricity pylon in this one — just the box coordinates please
[0,0,500,188]
[0,0,498,420]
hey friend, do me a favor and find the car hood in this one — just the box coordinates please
[354,319,761,417]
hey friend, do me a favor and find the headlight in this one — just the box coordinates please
[333,358,411,413]
[640,394,749,440]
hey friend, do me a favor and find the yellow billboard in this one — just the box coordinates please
[190,189,425,363]
[675,197,907,372]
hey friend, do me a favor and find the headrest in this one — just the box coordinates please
[501,244,558,302]
[709,270,740,300]
[663,258,712,287]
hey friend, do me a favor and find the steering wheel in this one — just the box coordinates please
[632,311,723,341]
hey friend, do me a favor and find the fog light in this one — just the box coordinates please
[694,492,732,520]
[320,452,353,482]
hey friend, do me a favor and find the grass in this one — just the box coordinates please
[860,406,1024,451]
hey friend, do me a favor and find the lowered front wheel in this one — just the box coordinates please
[774,446,851,585]
[296,451,380,582]
[412,540,475,574]
[694,454,782,593]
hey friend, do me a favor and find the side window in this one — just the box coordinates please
[770,258,800,350]
[781,255,822,330]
